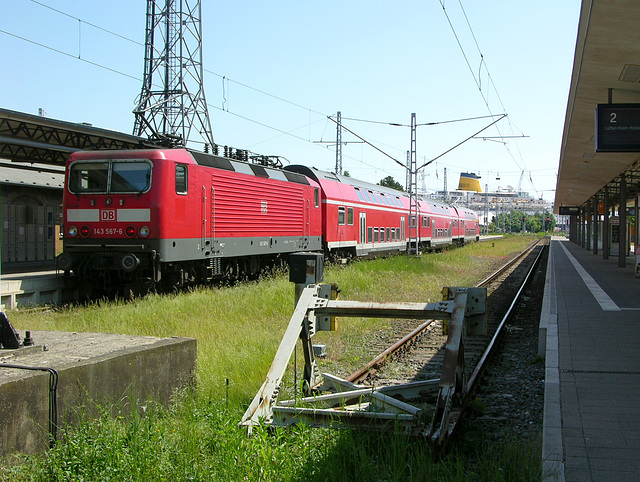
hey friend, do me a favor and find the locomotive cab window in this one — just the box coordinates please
[111,161,152,193]
[69,160,152,194]
[69,162,108,193]
[175,164,188,194]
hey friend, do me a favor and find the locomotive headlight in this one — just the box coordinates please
[67,226,78,237]
[139,226,150,238]
[79,225,91,237]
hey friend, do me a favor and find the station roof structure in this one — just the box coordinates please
[0,107,156,166]
[555,0,640,213]
[0,161,64,190]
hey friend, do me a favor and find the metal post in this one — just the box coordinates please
[620,174,627,268]
[586,200,592,251]
[593,197,599,254]
[289,253,324,394]
[580,208,585,248]
[603,187,610,259]
[408,113,418,255]
[335,111,342,175]
[635,194,639,251]
[569,215,575,242]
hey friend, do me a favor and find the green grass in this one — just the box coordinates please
[2,235,543,481]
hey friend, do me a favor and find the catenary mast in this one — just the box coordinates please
[133,0,214,149]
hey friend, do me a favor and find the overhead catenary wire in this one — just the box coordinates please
[438,0,536,192]
[4,0,539,191]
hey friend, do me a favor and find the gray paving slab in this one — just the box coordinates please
[542,238,640,481]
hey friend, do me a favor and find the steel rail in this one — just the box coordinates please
[440,238,548,450]
[345,319,436,384]
[467,239,547,392]
[476,238,543,288]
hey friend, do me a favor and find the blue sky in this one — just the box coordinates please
[0,1,580,201]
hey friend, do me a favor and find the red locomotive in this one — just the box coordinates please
[57,148,479,295]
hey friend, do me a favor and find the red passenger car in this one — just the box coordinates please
[286,166,408,258]
[58,148,322,294]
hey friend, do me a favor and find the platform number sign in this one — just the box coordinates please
[596,103,640,152]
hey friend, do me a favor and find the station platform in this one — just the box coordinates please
[542,237,640,481]
[0,270,64,310]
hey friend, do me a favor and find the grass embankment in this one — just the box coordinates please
[2,235,543,481]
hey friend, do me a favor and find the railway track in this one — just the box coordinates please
[345,238,544,386]
[242,238,548,449]
[343,237,548,445]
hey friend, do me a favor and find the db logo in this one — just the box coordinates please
[101,209,116,221]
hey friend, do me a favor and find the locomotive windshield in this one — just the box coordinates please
[69,160,152,194]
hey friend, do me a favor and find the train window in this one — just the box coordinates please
[69,160,154,194]
[111,162,152,193]
[386,227,390,241]
[314,188,319,208]
[391,228,395,241]
[362,190,373,203]
[380,228,385,242]
[367,191,376,203]
[338,206,346,225]
[367,227,373,243]
[410,216,416,228]
[355,188,365,202]
[395,197,402,207]
[175,164,188,194]
[374,228,379,242]
[69,162,109,193]
[347,207,354,225]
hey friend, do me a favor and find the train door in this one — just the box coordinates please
[359,212,366,245]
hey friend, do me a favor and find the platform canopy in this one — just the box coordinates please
[555,0,640,213]
[0,108,157,166]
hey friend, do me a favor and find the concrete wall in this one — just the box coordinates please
[0,332,197,462]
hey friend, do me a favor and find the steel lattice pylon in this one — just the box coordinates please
[133,0,214,148]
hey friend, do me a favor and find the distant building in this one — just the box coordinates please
[1,161,64,270]
[426,172,553,230]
